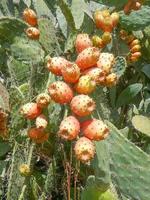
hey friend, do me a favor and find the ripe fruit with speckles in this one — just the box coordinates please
[92,35,105,48]
[74,137,95,162]
[25,27,40,40]
[36,93,51,108]
[75,33,93,54]
[19,164,31,176]
[83,67,106,85]
[105,73,118,87]
[28,127,49,143]
[111,12,120,27]
[47,57,70,76]
[58,116,80,140]
[20,103,42,119]
[75,75,96,95]
[101,32,112,45]
[61,63,80,83]
[76,47,100,70]
[36,114,48,129]
[48,81,73,104]
[23,8,37,26]
[81,119,109,141]
[70,95,95,117]
[97,53,115,74]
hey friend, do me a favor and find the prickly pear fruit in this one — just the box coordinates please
[94,10,113,32]
[36,93,51,108]
[70,95,95,117]
[83,67,106,85]
[105,73,118,87]
[81,119,109,141]
[92,35,105,48]
[58,116,80,140]
[74,75,96,95]
[61,63,80,83]
[47,57,70,76]
[48,81,73,104]
[28,127,49,143]
[111,12,120,27]
[20,103,42,120]
[74,137,95,162]
[76,47,100,70]
[19,164,31,176]
[25,27,40,40]
[97,53,115,74]
[101,32,112,45]
[129,39,140,49]
[75,33,93,54]
[94,10,105,29]
[130,45,141,53]
[36,114,48,129]
[23,8,37,26]
[102,16,113,32]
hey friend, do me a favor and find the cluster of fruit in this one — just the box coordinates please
[23,8,40,40]
[20,7,120,162]
[20,93,51,143]
[124,0,143,15]
[93,9,119,48]
[120,30,141,62]
[46,34,114,162]
[0,108,8,138]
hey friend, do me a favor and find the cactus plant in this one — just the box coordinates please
[0,0,150,199]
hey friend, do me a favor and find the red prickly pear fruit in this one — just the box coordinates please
[74,75,96,95]
[28,127,49,143]
[46,57,71,76]
[61,63,80,83]
[75,33,93,54]
[36,93,51,108]
[74,137,95,162]
[81,119,109,141]
[58,116,80,140]
[83,67,106,85]
[20,103,42,120]
[97,53,115,74]
[94,10,105,29]
[70,95,96,117]
[111,12,120,27]
[25,27,40,40]
[76,47,100,70]
[36,114,48,129]
[48,81,73,104]
[23,8,37,26]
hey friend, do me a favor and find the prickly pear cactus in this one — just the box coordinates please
[0,0,150,199]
